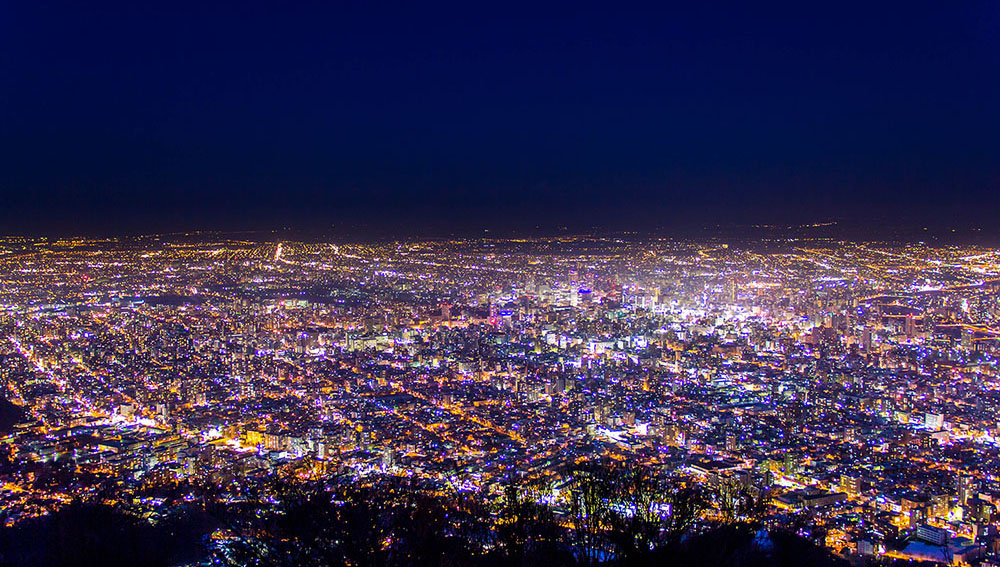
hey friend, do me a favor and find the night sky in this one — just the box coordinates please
[2,2,999,236]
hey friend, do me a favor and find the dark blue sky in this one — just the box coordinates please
[2,1,999,236]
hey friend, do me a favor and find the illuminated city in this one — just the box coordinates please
[1,232,1000,564]
[4,1,999,565]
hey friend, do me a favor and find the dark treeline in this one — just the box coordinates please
[0,500,208,567]
[0,460,851,567]
[0,397,25,435]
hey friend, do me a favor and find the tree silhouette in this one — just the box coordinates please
[567,463,614,565]
[494,472,568,566]
[566,461,706,565]
[712,477,769,528]
[0,500,203,567]
[0,467,851,567]
[214,476,490,567]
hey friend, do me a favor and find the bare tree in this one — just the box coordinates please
[568,464,614,565]
[495,472,564,566]
[712,477,769,528]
